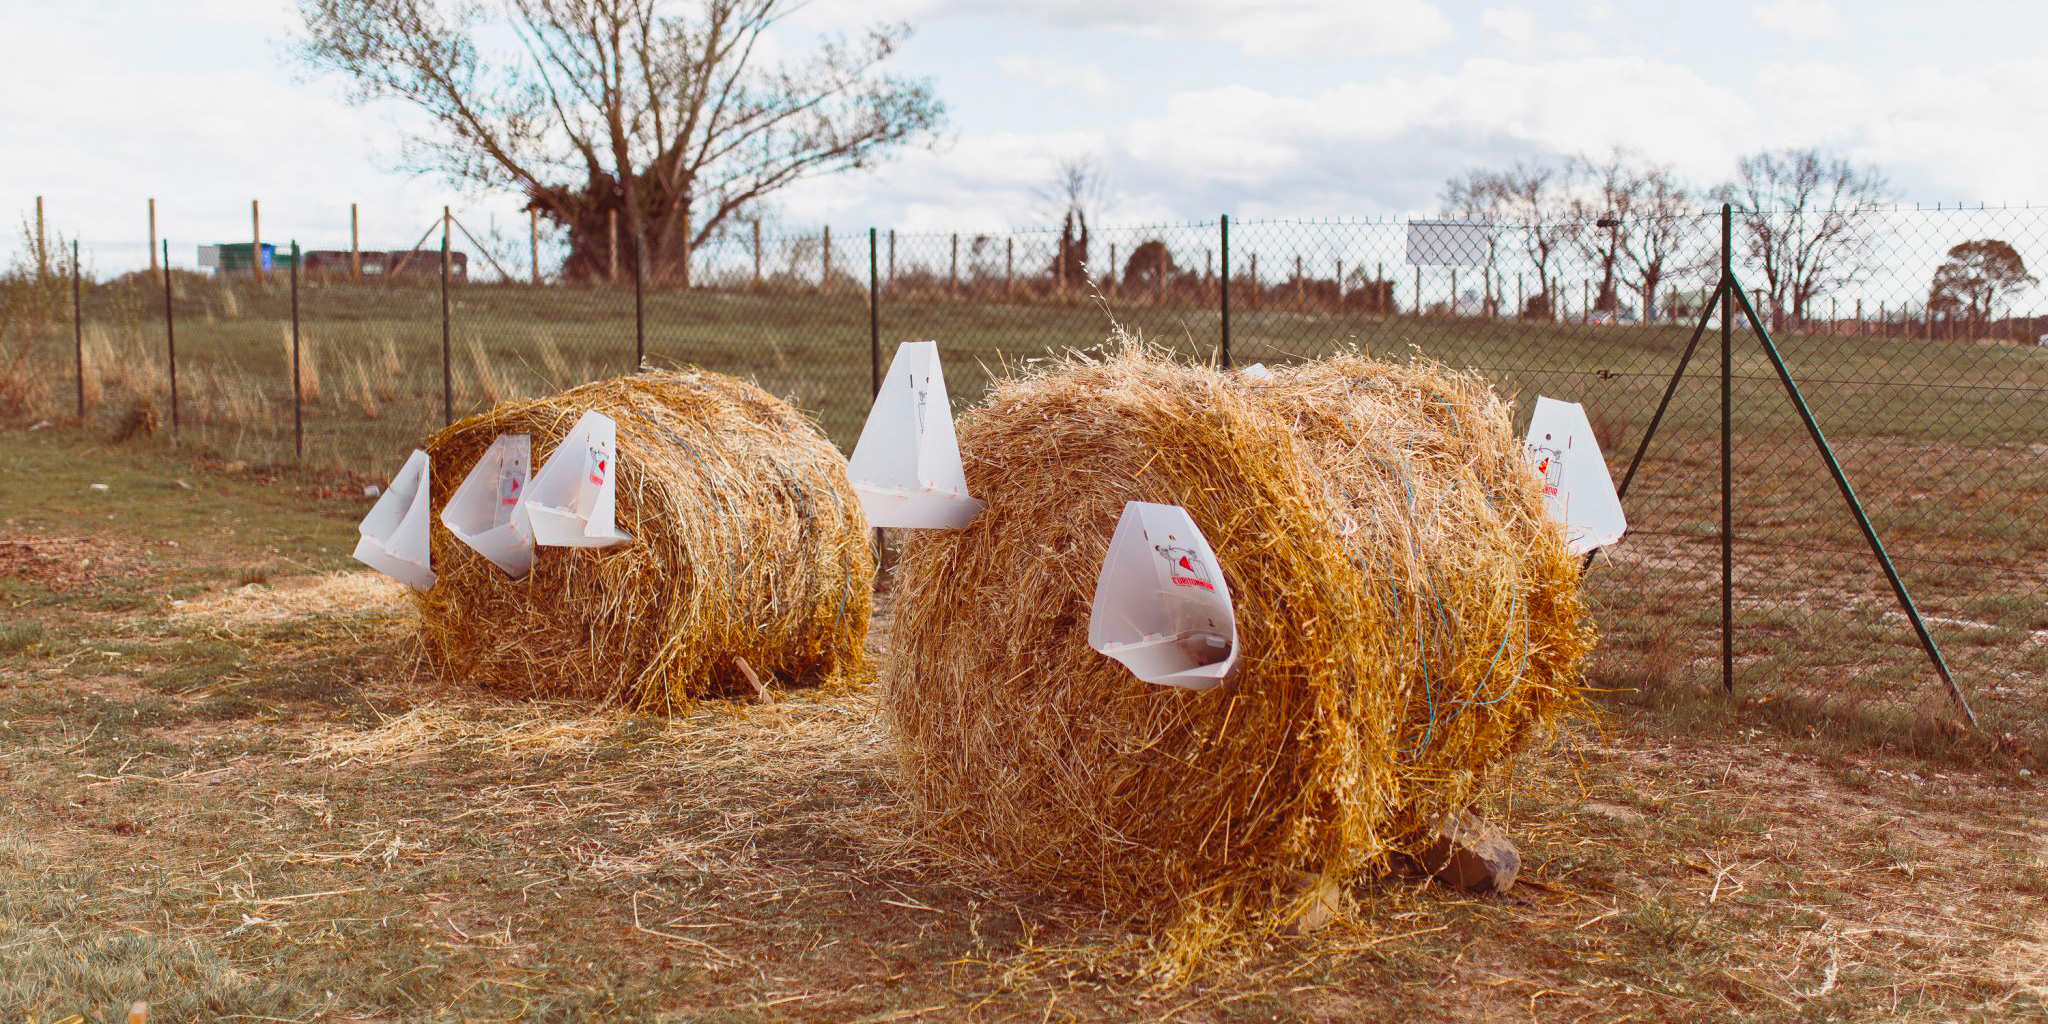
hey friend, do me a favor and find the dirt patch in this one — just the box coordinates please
[0,533,138,591]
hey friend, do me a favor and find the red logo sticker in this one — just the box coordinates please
[1157,545,1216,591]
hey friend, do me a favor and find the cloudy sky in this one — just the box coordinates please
[5,0,2043,271]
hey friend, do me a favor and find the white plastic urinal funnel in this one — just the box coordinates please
[1524,396,1627,555]
[440,434,536,578]
[354,448,436,591]
[524,411,632,549]
[1087,501,1239,690]
[846,341,986,529]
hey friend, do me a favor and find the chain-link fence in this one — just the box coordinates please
[4,205,2043,755]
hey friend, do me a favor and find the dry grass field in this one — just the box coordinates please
[1,409,2044,1020]
[16,273,2046,744]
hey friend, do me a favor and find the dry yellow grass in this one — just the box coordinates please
[534,330,572,389]
[886,343,1592,976]
[79,324,167,410]
[417,369,875,710]
[464,335,518,405]
[376,335,402,401]
[345,355,381,419]
[279,325,322,405]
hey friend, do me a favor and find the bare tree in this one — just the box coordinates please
[1041,158,1103,287]
[1510,163,1579,318]
[293,0,944,282]
[1713,149,1891,329]
[1446,163,1577,317]
[1570,150,1629,312]
[1575,151,1702,323]
[1440,169,1505,314]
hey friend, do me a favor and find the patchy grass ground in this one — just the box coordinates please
[1,426,2043,1022]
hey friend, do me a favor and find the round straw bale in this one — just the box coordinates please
[885,347,1591,950]
[418,370,873,709]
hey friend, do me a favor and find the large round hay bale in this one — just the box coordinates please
[886,347,1591,948]
[419,370,873,709]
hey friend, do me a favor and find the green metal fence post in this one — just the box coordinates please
[633,232,645,370]
[868,226,886,586]
[71,241,83,419]
[1218,215,1232,368]
[162,240,178,439]
[291,241,303,462]
[869,228,880,397]
[440,211,453,426]
[1721,204,1734,694]
[1727,284,1979,727]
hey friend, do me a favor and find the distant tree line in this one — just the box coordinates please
[1438,147,2036,331]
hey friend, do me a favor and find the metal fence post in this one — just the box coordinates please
[634,232,646,370]
[291,241,303,462]
[71,241,83,419]
[868,227,881,397]
[1218,215,1232,368]
[441,209,453,426]
[1727,282,1979,726]
[162,240,178,438]
[1720,204,1734,694]
[868,225,886,584]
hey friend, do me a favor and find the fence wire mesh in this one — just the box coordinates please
[5,205,2042,755]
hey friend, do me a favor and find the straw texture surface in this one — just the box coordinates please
[419,371,873,710]
[885,347,1592,963]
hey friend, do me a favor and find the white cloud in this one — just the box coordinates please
[777,52,2048,236]
[1119,57,1752,210]
[1751,0,1843,39]
[996,55,1123,101]
[775,131,1112,232]
[1709,58,2048,199]
[1479,4,1596,56]
[19,0,2048,281]
[799,0,1454,58]
[0,1,517,274]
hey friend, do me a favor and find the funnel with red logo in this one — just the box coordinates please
[354,448,436,591]
[847,341,985,529]
[525,411,632,549]
[1087,501,1239,690]
[1523,396,1626,554]
[441,434,536,577]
